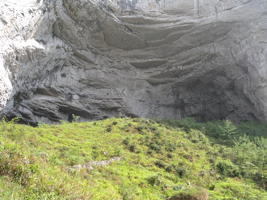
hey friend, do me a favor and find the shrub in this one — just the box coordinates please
[148,142,161,153]
[0,150,37,186]
[147,174,165,186]
[122,138,130,146]
[237,121,267,138]
[106,125,112,132]
[168,187,208,200]
[155,160,166,169]
[165,143,177,152]
[129,144,137,152]
[204,120,242,145]
[112,121,118,126]
[162,118,202,133]
[216,160,240,178]
[176,167,187,178]
[136,126,145,133]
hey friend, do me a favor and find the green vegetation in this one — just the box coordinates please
[0,118,266,199]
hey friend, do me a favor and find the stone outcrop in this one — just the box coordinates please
[71,157,122,171]
[0,0,267,124]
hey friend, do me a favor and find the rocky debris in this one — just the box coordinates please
[0,0,267,124]
[71,157,122,171]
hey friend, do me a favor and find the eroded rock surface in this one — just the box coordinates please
[0,0,267,124]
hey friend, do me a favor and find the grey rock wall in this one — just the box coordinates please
[0,0,267,124]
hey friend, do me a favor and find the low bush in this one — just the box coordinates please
[216,160,240,178]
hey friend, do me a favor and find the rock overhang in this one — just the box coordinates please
[0,0,267,124]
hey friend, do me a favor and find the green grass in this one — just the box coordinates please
[0,118,266,199]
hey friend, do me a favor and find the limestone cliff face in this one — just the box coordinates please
[0,0,267,124]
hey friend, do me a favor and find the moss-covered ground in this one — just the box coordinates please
[0,118,266,200]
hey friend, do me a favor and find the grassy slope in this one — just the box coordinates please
[0,118,266,200]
